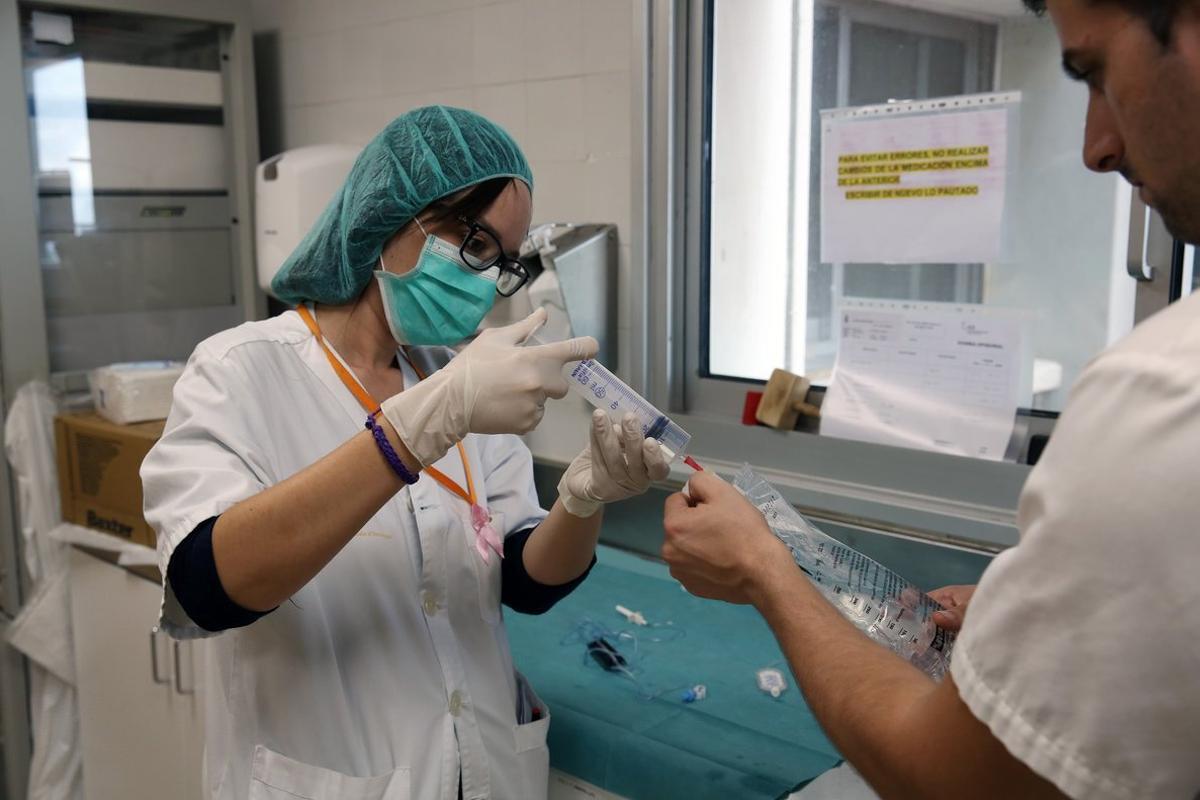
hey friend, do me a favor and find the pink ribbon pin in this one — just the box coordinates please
[471,504,504,564]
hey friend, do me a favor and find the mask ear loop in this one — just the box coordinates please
[379,216,433,274]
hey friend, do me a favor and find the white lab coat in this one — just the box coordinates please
[141,311,553,800]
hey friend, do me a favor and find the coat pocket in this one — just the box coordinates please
[248,745,410,800]
[512,674,551,797]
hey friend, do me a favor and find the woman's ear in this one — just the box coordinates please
[379,223,424,276]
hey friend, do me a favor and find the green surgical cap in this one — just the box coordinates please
[271,105,533,306]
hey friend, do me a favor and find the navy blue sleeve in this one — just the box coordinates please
[166,516,276,632]
[501,527,596,615]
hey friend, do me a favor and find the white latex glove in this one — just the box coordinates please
[558,409,671,518]
[380,309,598,467]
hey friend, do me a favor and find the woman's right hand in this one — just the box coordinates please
[380,309,598,466]
[928,583,977,632]
[450,308,598,434]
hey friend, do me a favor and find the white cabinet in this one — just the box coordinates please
[69,548,205,800]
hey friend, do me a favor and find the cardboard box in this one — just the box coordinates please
[55,412,164,549]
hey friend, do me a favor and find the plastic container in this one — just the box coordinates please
[89,361,184,424]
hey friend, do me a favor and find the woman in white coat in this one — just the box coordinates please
[141,106,668,800]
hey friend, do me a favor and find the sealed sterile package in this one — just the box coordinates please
[89,361,184,424]
[734,465,954,680]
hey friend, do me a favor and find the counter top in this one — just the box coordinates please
[507,545,841,800]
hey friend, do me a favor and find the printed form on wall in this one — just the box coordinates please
[820,92,1019,265]
[821,300,1026,461]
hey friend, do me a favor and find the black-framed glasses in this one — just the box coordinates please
[457,216,529,297]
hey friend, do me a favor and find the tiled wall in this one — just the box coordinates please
[251,0,641,370]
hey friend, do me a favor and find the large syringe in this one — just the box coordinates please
[532,334,701,469]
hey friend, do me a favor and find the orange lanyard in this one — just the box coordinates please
[296,305,477,507]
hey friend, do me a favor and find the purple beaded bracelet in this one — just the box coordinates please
[366,412,419,485]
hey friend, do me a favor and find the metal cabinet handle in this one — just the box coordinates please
[149,631,169,685]
[173,640,195,695]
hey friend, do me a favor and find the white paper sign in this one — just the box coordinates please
[820,97,1013,264]
[821,301,1024,461]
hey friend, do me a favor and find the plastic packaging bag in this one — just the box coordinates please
[733,464,954,680]
[5,381,84,799]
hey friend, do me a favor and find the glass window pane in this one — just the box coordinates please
[707,0,795,379]
[703,0,1139,457]
[927,36,967,97]
[849,22,920,105]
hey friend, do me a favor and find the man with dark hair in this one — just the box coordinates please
[1025,0,1184,45]
[662,1,1200,798]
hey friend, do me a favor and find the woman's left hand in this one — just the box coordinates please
[558,410,671,518]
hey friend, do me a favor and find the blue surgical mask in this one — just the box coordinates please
[374,232,498,346]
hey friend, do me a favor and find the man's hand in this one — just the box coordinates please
[661,470,793,605]
[664,484,1065,800]
[928,583,977,632]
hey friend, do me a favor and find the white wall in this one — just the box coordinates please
[250,0,640,370]
[987,17,1130,407]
